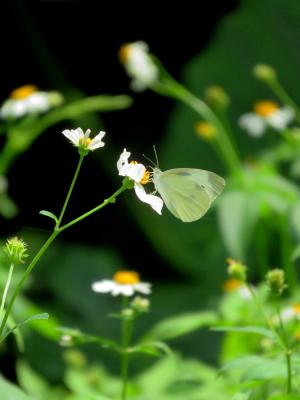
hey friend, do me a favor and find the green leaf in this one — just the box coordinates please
[142,311,217,341]
[0,374,30,400]
[57,327,120,352]
[131,341,172,357]
[212,326,275,339]
[291,202,300,239]
[1,313,49,342]
[217,190,259,259]
[291,244,300,261]
[268,395,300,400]
[39,210,58,224]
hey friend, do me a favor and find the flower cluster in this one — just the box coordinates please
[4,237,28,264]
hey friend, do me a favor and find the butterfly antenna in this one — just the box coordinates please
[153,145,159,167]
[142,154,156,167]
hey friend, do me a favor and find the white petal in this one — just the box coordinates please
[267,107,294,130]
[134,183,163,214]
[239,113,266,137]
[26,92,50,113]
[281,307,295,321]
[125,163,145,182]
[88,131,106,150]
[84,129,91,140]
[117,148,131,175]
[112,284,134,296]
[134,283,151,295]
[62,129,81,146]
[91,280,115,293]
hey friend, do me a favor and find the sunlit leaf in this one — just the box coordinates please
[212,326,275,340]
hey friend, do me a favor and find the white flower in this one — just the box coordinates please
[92,271,151,297]
[0,85,64,120]
[119,41,159,91]
[62,128,105,152]
[239,100,294,137]
[117,148,163,214]
[280,304,300,322]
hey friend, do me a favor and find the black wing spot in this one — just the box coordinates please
[195,183,205,190]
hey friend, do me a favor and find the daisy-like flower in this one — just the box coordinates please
[119,41,159,91]
[0,85,64,120]
[117,148,163,214]
[92,271,151,297]
[223,278,251,300]
[62,128,105,155]
[239,100,294,137]
[280,304,300,322]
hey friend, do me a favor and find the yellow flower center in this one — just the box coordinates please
[292,304,300,314]
[119,44,131,63]
[194,121,216,140]
[79,137,92,147]
[254,100,279,117]
[295,331,300,341]
[223,278,242,292]
[113,271,140,285]
[130,161,151,184]
[10,85,38,100]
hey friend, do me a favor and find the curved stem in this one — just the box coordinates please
[121,296,133,400]
[0,263,15,322]
[57,154,85,227]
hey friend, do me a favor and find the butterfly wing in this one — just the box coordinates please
[153,168,225,222]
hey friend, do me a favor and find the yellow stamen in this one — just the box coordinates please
[119,44,131,63]
[130,161,151,184]
[292,304,300,314]
[194,121,216,140]
[79,137,92,146]
[295,331,300,341]
[254,100,279,117]
[114,271,140,285]
[10,85,38,100]
[223,278,242,293]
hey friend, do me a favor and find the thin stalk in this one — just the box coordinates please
[286,350,292,393]
[0,263,15,322]
[57,154,85,227]
[278,216,297,293]
[268,79,300,126]
[121,296,132,400]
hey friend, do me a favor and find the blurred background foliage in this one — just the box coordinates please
[2,0,300,392]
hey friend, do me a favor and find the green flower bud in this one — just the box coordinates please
[227,258,247,282]
[4,237,28,264]
[253,64,277,84]
[48,91,64,107]
[266,269,287,297]
[131,296,150,313]
[122,308,134,319]
[205,85,230,109]
[63,349,86,367]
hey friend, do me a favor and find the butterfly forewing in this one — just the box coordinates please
[153,168,225,222]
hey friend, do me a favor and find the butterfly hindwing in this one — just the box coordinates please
[153,168,225,222]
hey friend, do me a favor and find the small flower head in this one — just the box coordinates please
[4,237,28,264]
[223,278,242,293]
[226,258,247,282]
[253,64,277,84]
[59,334,74,347]
[0,85,64,120]
[117,148,163,214]
[194,121,216,140]
[119,41,159,91]
[131,296,150,313]
[92,270,151,297]
[266,269,287,297]
[239,100,294,137]
[63,349,87,367]
[205,85,230,109]
[62,128,105,156]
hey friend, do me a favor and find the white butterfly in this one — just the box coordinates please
[152,167,225,223]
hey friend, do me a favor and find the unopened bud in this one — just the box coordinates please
[4,237,28,264]
[253,64,277,84]
[205,85,230,109]
[131,296,150,313]
[227,258,247,282]
[266,269,287,297]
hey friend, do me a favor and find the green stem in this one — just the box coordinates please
[121,296,133,400]
[247,284,293,392]
[152,80,240,174]
[278,216,297,293]
[267,79,300,126]
[58,184,128,234]
[57,154,85,227]
[0,263,15,322]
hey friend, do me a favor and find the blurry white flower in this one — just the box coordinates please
[62,128,105,153]
[223,278,251,300]
[92,271,151,297]
[117,148,163,214]
[280,304,300,322]
[0,85,64,120]
[119,41,159,91]
[239,100,294,137]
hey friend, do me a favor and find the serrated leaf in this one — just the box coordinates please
[1,313,49,342]
[142,311,217,341]
[212,326,275,339]
[39,210,58,224]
